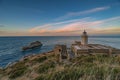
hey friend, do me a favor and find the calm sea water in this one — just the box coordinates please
[0,36,120,67]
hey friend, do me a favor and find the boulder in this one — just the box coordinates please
[22,41,42,51]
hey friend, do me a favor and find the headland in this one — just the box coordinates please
[0,31,120,80]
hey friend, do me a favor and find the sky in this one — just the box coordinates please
[0,0,120,36]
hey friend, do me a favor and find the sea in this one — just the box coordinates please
[0,36,120,68]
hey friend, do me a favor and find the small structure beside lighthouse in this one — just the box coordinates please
[81,30,88,45]
[54,30,120,61]
[54,44,68,62]
[71,30,120,56]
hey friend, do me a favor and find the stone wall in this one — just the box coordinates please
[54,44,68,61]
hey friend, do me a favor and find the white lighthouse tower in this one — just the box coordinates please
[81,30,88,45]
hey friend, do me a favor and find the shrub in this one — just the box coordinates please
[50,68,83,80]
[9,62,27,79]
[34,75,45,80]
[0,68,4,74]
[9,66,27,79]
[38,61,55,73]
[33,56,47,63]
[111,67,120,79]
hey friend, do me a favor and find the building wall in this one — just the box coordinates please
[81,36,88,45]
[54,45,68,61]
[71,45,112,56]
[89,49,109,53]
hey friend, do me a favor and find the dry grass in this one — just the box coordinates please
[1,53,120,80]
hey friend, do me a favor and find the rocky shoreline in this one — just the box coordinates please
[0,45,120,80]
[0,42,120,80]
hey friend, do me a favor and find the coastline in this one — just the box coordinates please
[5,50,55,69]
[1,48,120,80]
[0,34,120,80]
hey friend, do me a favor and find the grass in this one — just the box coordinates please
[34,54,120,80]
[8,62,27,79]
[1,53,120,80]
[37,60,55,73]
[9,66,27,79]
[33,56,47,63]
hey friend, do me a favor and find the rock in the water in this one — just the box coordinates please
[22,41,42,51]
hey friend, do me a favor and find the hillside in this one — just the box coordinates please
[0,51,120,80]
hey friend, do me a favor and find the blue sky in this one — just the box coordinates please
[0,0,120,36]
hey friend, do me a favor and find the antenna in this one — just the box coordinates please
[81,25,84,32]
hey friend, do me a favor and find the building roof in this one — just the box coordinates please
[73,44,114,50]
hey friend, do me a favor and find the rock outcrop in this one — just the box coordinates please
[22,41,42,51]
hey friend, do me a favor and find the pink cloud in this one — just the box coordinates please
[29,16,120,36]
[30,21,102,34]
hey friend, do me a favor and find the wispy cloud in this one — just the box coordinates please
[55,6,110,21]
[0,24,5,27]
[0,30,5,34]
[29,16,120,36]
[29,17,91,32]
[90,27,120,35]
[100,16,120,22]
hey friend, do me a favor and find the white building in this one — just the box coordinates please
[81,30,88,45]
[71,30,120,56]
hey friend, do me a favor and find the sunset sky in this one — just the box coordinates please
[0,0,120,36]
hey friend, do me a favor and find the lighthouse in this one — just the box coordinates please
[81,30,88,45]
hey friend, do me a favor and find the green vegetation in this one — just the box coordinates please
[33,56,47,63]
[34,55,120,80]
[9,66,27,79]
[38,60,55,73]
[8,62,27,79]
[1,53,120,80]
